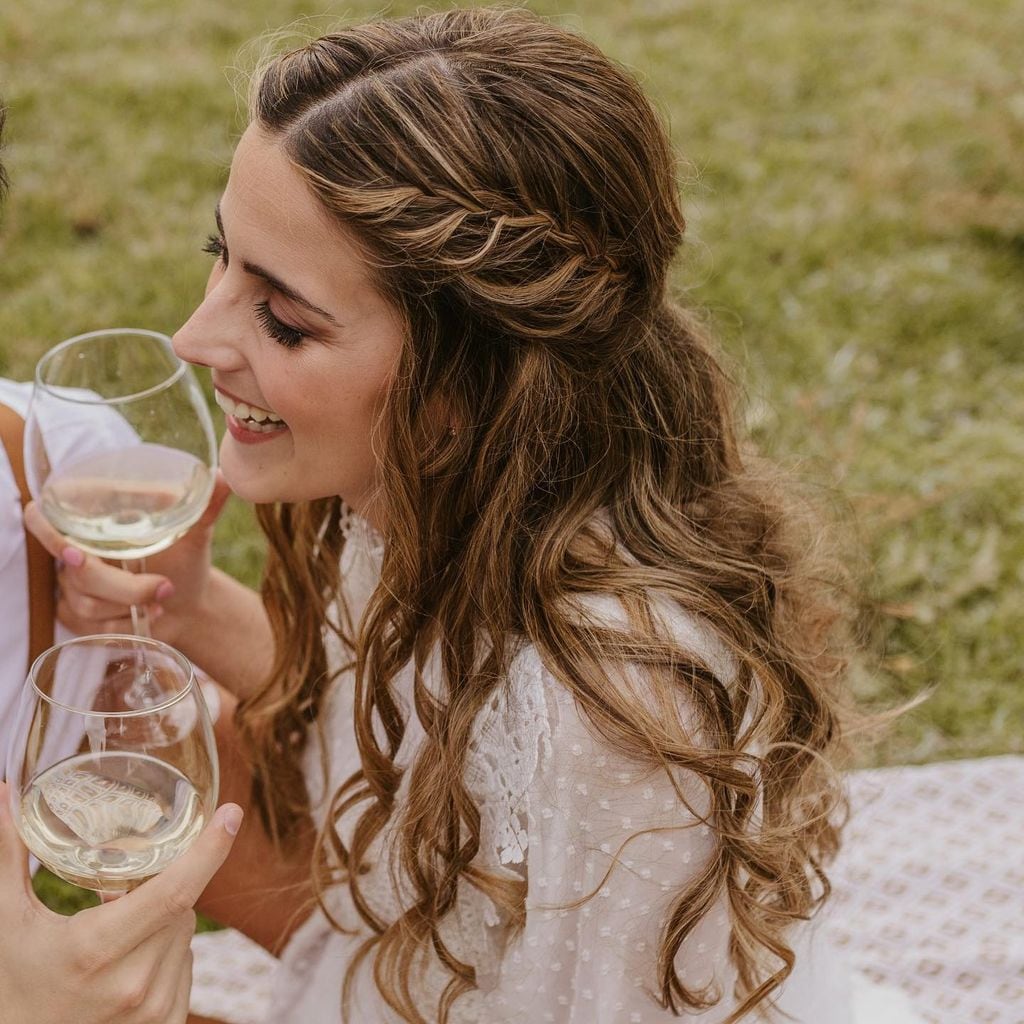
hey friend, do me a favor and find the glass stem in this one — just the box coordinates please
[123,557,152,638]
[121,557,159,710]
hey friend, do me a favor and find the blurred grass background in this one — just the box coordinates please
[2,0,1021,914]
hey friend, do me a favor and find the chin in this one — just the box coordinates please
[218,463,281,505]
[222,468,343,506]
[220,475,281,504]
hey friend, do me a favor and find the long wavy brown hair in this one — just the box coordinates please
[236,8,914,1022]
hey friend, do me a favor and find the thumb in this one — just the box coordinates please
[94,803,243,951]
[24,499,81,563]
[0,781,35,905]
[193,469,232,532]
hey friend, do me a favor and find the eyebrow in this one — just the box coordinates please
[215,203,341,327]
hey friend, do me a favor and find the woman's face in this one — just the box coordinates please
[173,125,405,514]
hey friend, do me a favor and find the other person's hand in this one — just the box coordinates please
[0,780,241,1024]
[23,470,232,646]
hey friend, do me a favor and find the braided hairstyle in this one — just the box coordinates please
[239,8,879,1023]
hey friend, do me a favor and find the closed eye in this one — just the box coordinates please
[254,301,305,349]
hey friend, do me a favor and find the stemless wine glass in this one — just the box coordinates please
[5,635,218,896]
[24,328,217,639]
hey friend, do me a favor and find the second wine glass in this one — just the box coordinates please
[24,328,217,638]
[5,635,219,896]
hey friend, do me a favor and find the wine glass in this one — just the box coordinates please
[25,328,217,638]
[5,635,219,896]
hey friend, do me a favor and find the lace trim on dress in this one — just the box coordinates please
[432,646,557,999]
[466,646,554,877]
[338,501,386,559]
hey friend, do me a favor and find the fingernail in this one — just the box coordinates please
[148,604,165,621]
[221,805,243,836]
[61,546,85,568]
[155,580,175,602]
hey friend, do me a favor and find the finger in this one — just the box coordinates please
[59,585,134,623]
[92,914,192,1019]
[63,555,174,608]
[192,470,232,532]
[55,594,137,636]
[58,588,164,629]
[109,911,193,1020]
[95,803,242,957]
[145,915,195,1022]
[0,781,37,907]
[24,500,81,563]
[168,946,194,1024]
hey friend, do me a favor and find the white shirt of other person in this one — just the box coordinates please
[0,377,137,777]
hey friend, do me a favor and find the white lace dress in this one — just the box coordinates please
[263,512,924,1024]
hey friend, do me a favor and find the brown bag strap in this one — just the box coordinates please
[0,401,56,672]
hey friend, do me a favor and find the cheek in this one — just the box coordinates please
[298,373,389,451]
[272,335,402,445]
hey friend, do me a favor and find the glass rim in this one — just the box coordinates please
[34,329,188,405]
[28,634,199,718]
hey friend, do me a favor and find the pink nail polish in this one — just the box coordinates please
[60,546,85,568]
[155,581,175,602]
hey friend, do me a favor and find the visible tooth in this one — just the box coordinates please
[216,390,284,427]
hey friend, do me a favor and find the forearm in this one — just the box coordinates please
[173,568,275,700]
[195,684,316,955]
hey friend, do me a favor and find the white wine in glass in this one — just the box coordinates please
[25,328,218,635]
[6,635,218,895]
[39,444,213,561]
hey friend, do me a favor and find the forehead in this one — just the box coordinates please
[224,125,330,240]
[220,124,377,308]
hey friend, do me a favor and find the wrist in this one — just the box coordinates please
[195,567,232,623]
[167,570,272,699]
[158,569,225,660]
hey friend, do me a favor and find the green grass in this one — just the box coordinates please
[2,0,1022,913]
[31,868,223,930]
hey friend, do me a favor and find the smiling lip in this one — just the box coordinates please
[212,384,289,444]
[225,414,289,445]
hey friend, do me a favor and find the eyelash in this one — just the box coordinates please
[201,234,306,349]
[202,233,226,261]
[254,301,305,349]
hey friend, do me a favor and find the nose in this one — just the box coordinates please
[172,283,249,372]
